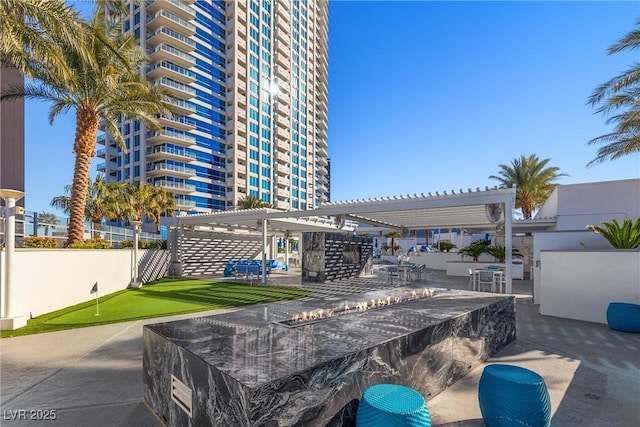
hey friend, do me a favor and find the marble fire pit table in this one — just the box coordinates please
[143,286,516,427]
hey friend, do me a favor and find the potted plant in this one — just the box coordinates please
[486,245,523,262]
[587,218,640,332]
[458,239,491,262]
[438,241,457,252]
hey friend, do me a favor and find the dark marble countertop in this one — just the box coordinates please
[145,287,511,388]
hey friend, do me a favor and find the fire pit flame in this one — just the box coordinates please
[282,288,437,327]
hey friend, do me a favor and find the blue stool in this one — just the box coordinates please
[356,384,431,426]
[478,364,551,427]
[607,302,640,333]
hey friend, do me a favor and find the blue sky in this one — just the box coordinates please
[23,1,639,215]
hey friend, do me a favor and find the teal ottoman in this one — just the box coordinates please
[356,383,431,426]
[607,302,640,333]
[478,364,551,427]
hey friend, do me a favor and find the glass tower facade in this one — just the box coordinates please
[97,0,329,213]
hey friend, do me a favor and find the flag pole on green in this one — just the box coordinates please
[90,282,100,316]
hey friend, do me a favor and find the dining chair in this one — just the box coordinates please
[468,268,475,290]
[477,270,495,292]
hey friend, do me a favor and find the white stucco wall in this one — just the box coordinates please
[537,179,640,231]
[538,250,640,324]
[4,249,167,318]
[406,252,472,270]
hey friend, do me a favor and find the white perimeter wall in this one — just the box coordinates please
[2,249,168,318]
[539,250,640,324]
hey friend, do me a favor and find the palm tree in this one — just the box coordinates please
[51,175,124,238]
[1,4,172,244]
[37,211,59,236]
[587,218,640,249]
[121,182,157,224]
[237,195,273,209]
[148,186,176,233]
[489,154,568,219]
[0,0,89,82]
[587,19,640,166]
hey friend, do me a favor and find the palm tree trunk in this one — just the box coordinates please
[68,109,99,245]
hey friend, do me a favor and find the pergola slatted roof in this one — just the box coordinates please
[176,186,519,292]
[177,186,516,231]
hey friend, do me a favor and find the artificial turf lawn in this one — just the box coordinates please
[0,278,310,338]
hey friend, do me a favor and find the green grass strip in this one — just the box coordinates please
[1,278,310,338]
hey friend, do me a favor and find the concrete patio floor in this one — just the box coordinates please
[0,270,638,426]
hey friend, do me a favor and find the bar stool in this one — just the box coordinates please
[356,383,431,426]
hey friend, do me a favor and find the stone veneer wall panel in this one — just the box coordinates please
[302,232,373,283]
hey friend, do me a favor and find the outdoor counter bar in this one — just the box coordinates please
[143,287,516,426]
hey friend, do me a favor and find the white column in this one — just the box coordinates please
[262,219,268,284]
[0,189,26,320]
[505,195,514,294]
[284,232,290,270]
[130,220,142,287]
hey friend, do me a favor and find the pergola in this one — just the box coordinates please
[177,186,517,292]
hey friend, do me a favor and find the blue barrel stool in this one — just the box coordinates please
[478,364,551,427]
[607,302,640,333]
[356,383,431,426]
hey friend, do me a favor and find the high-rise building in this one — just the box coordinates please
[97,0,329,214]
[0,65,25,205]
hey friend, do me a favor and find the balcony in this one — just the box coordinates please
[317,128,327,140]
[276,127,289,141]
[153,77,196,99]
[175,197,197,208]
[316,147,328,159]
[226,119,247,135]
[276,163,290,176]
[315,154,328,167]
[276,52,289,68]
[146,10,195,36]
[316,136,328,149]
[148,44,196,69]
[316,107,328,122]
[146,145,197,162]
[276,100,289,116]
[276,175,290,188]
[147,61,195,84]
[275,200,290,210]
[146,0,195,21]
[226,2,246,24]
[97,162,106,172]
[226,176,247,189]
[146,162,196,178]
[157,114,196,131]
[276,115,290,129]
[226,76,247,94]
[278,0,291,12]
[277,16,290,35]
[153,179,196,193]
[315,173,328,185]
[147,128,196,147]
[146,27,196,52]
[276,151,291,165]
[166,97,197,115]
[226,47,247,67]
[317,118,327,131]
[226,148,247,162]
[275,66,290,82]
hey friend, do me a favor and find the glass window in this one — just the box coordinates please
[261,167,270,176]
